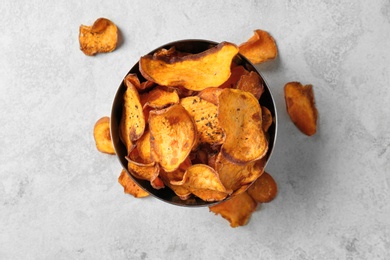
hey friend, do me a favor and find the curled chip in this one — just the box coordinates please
[219,65,249,89]
[79,18,118,56]
[284,82,318,136]
[118,169,149,198]
[209,191,257,227]
[261,106,273,132]
[120,74,146,152]
[247,172,277,203]
[180,96,224,145]
[197,87,223,106]
[140,86,180,109]
[139,42,239,91]
[238,29,277,64]
[93,116,115,154]
[218,88,268,164]
[236,71,264,100]
[149,104,196,172]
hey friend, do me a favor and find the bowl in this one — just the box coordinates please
[111,39,277,207]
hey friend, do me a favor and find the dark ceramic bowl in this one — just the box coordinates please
[111,39,277,207]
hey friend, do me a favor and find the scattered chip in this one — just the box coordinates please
[238,29,277,64]
[284,82,318,136]
[209,191,257,227]
[139,42,239,91]
[247,172,277,203]
[79,18,118,56]
[118,169,149,198]
[93,116,115,154]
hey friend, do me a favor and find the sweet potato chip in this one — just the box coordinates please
[79,18,118,56]
[93,116,115,154]
[247,172,277,203]
[261,106,273,132]
[139,42,239,91]
[218,88,268,164]
[180,96,224,145]
[120,74,146,152]
[136,130,153,164]
[118,169,149,198]
[140,86,180,109]
[176,164,229,201]
[149,104,196,172]
[236,71,264,100]
[159,158,192,200]
[197,87,223,106]
[209,191,257,227]
[284,82,318,136]
[219,65,250,89]
[239,29,277,64]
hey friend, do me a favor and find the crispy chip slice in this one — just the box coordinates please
[247,172,277,203]
[209,191,257,227]
[93,116,115,154]
[136,130,153,164]
[197,87,223,106]
[140,86,180,109]
[149,104,196,172]
[236,71,264,100]
[120,74,146,152]
[219,65,250,89]
[238,29,277,64]
[218,88,268,164]
[118,169,149,198]
[139,42,239,91]
[261,106,273,132]
[79,18,118,56]
[177,164,229,201]
[284,82,318,136]
[180,96,224,145]
[159,158,192,200]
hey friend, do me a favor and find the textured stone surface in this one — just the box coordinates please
[1,0,389,259]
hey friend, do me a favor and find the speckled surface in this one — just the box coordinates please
[1,0,390,259]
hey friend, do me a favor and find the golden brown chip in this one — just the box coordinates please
[247,172,277,203]
[284,82,318,136]
[238,29,277,64]
[176,164,229,201]
[139,42,239,91]
[218,88,268,164]
[93,116,115,154]
[197,87,223,106]
[149,104,196,172]
[261,106,273,132]
[219,65,250,89]
[140,86,180,109]
[136,130,153,164]
[159,158,192,200]
[180,96,224,145]
[120,74,146,152]
[236,71,264,100]
[118,169,149,198]
[209,191,257,227]
[79,18,118,56]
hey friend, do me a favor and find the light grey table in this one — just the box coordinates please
[1,1,389,259]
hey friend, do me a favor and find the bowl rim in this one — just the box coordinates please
[110,39,278,207]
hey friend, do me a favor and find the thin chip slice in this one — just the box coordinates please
[93,116,115,154]
[219,65,250,89]
[247,172,277,203]
[238,29,277,64]
[197,87,223,106]
[159,158,192,200]
[149,104,196,172]
[118,169,149,198]
[209,191,257,227]
[236,71,264,100]
[139,42,239,91]
[136,130,153,164]
[79,18,118,56]
[180,96,224,145]
[140,86,180,109]
[261,106,273,132]
[176,164,229,201]
[284,82,318,136]
[120,74,146,152]
[218,88,268,164]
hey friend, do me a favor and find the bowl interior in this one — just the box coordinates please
[111,39,277,207]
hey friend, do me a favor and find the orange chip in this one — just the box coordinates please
[93,116,115,154]
[159,158,192,200]
[218,88,268,164]
[238,29,277,64]
[140,86,180,109]
[79,18,118,56]
[139,42,239,91]
[118,169,149,198]
[136,130,153,164]
[261,106,273,132]
[149,104,197,172]
[197,87,223,106]
[180,96,224,145]
[284,82,318,136]
[120,74,146,152]
[209,191,257,227]
[247,172,277,203]
[219,65,250,89]
[236,71,264,100]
